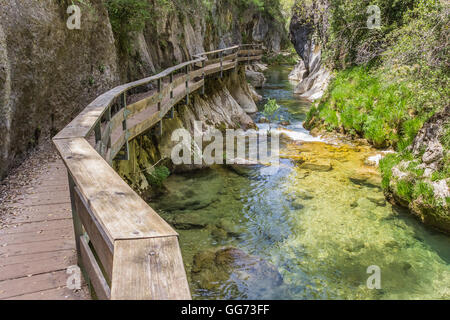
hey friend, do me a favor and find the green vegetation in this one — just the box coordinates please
[105,0,151,50]
[263,46,298,65]
[303,0,449,218]
[262,99,281,133]
[145,165,170,187]
[307,66,433,149]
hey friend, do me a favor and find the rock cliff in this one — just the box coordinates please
[114,67,259,194]
[0,0,286,179]
[288,0,330,101]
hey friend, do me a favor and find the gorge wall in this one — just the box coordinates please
[0,0,286,179]
[113,67,260,196]
[288,0,330,101]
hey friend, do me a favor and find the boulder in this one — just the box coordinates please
[191,247,283,295]
[245,69,266,88]
[288,60,307,81]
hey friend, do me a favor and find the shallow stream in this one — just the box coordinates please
[149,66,450,299]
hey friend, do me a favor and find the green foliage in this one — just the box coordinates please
[413,181,435,205]
[263,99,281,132]
[263,46,298,65]
[396,179,414,202]
[106,0,150,50]
[379,153,401,189]
[307,66,431,148]
[441,122,450,150]
[145,165,170,187]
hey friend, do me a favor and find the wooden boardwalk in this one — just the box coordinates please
[0,45,263,300]
[0,142,89,299]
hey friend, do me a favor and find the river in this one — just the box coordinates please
[149,65,450,300]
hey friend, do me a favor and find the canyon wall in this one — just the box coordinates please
[288,0,330,101]
[0,0,285,179]
[113,67,259,196]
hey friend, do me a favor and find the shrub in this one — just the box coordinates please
[145,165,170,187]
[263,99,281,132]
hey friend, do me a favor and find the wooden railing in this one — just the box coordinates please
[52,44,263,300]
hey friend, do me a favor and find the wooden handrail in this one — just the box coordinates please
[53,44,263,300]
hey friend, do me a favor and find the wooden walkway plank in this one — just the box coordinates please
[0,270,81,299]
[0,250,76,281]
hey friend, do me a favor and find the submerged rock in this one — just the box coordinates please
[166,212,209,230]
[298,160,333,172]
[191,247,283,296]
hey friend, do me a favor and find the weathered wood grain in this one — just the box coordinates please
[111,237,191,300]
[73,186,114,280]
[53,138,178,241]
[79,236,111,300]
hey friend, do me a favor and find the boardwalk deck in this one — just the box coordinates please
[0,143,90,300]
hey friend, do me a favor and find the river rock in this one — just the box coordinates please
[298,160,333,172]
[288,60,307,81]
[258,116,269,123]
[245,69,266,88]
[191,247,283,294]
[166,212,209,230]
[386,106,450,234]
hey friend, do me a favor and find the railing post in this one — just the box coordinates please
[201,59,205,95]
[106,105,112,150]
[117,92,130,161]
[185,65,190,105]
[94,121,102,152]
[68,173,83,266]
[170,73,174,100]
[169,72,174,118]
[220,51,223,78]
[157,78,162,111]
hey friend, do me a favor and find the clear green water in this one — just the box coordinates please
[149,66,450,300]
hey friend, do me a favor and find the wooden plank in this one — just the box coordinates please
[127,85,171,118]
[237,55,263,62]
[0,250,76,281]
[0,238,74,258]
[110,109,125,133]
[53,138,178,241]
[205,53,237,65]
[238,49,263,55]
[5,210,70,224]
[0,270,72,299]
[171,74,188,89]
[73,186,114,280]
[111,237,191,300]
[79,236,111,300]
[6,286,88,300]
[0,219,73,235]
[0,226,73,246]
